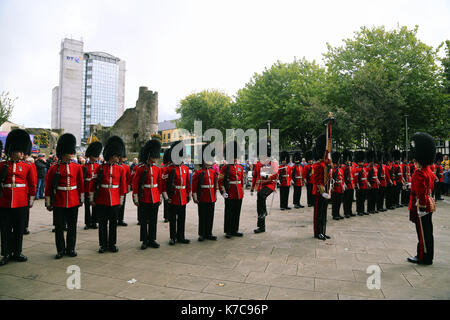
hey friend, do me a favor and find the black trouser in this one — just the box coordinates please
[97,205,119,248]
[401,188,411,205]
[54,207,78,253]
[331,192,343,218]
[313,193,328,236]
[415,213,434,263]
[139,202,159,243]
[257,187,273,231]
[367,188,378,212]
[198,202,215,237]
[279,186,290,208]
[343,189,354,216]
[118,194,126,222]
[293,185,302,205]
[394,185,402,206]
[377,187,386,211]
[306,183,314,206]
[435,182,442,199]
[163,199,169,221]
[224,198,243,234]
[385,185,394,208]
[24,205,30,230]
[85,193,97,226]
[356,189,366,213]
[169,204,186,241]
[0,207,27,257]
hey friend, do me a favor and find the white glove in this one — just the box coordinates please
[322,192,331,199]
[162,192,168,201]
[120,195,124,206]
[79,193,85,205]
[29,196,35,208]
[133,194,139,206]
[193,193,198,203]
[418,210,428,218]
[222,192,228,199]
[261,172,268,178]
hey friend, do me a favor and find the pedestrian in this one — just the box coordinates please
[434,153,444,200]
[35,154,47,200]
[0,129,37,266]
[407,132,436,266]
[130,158,139,172]
[90,136,127,253]
[45,133,84,259]
[83,141,102,230]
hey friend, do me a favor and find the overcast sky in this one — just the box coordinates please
[0,0,449,129]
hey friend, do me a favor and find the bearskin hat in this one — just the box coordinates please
[142,139,161,162]
[25,139,32,156]
[202,143,216,165]
[293,151,302,163]
[103,136,125,161]
[5,129,31,155]
[435,152,443,163]
[331,151,341,164]
[56,133,76,158]
[169,140,185,165]
[314,134,326,160]
[354,151,366,163]
[366,150,376,163]
[224,140,241,161]
[162,148,171,165]
[305,150,313,162]
[138,146,145,164]
[342,150,352,163]
[85,141,103,158]
[279,151,290,163]
[391,150,401,161]
[410,132,435,167]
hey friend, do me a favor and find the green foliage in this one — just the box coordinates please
[0,91,16,127]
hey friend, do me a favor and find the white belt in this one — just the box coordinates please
[2,183,26,188]
[57,186,77,191]
[201,185,214,188]
[398,173,403,175]
[85,178,92,181]
[335,180,342,183]
[175,185,186,189]
[143,184,158,188]
[229,181,241,184]
[295,176,302,179]
[101,184,119,189]
[282,175,290,177]
[360,178,367,180]
[372,176,378,179]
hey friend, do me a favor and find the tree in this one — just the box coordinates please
[324,25,447,150]
[0,91,16,126]
[233,58,352,152]
[176,89,234,136]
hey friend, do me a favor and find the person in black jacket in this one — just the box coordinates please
[35,154,47,199]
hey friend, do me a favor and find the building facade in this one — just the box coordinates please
[52,38,126,145]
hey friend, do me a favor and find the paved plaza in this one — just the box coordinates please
[0,189,449,300]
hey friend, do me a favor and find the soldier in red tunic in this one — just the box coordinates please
[366,150,379,214]
[162,141,192,245]
[291,152,304,209]
[132,139,162,249]
[45,133,84,259]
[434,152,444,201]
[83,141,102,230]
[330,152,344,220]
[161,149,172,223]
[192,144,218,241]
[342,150,356,218]
[354,151,369,216]
[118,151,131,227]
[218,141,245,239]
[304,151,314,207]
[0,129,37,266]
[407,132,436,265]
[90,136,128,253]
[376,151,388,212]
[23,140,36,235]
[392,150,403,208]
[278,151,292,210]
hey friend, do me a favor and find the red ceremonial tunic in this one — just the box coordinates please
[367,165,379,189]
[83,162,100,194]
[0,160,37,208]
[330,166,344,194]
[409,166,436,223]
[162,164,191,206]
[218,163,244,200]
[278,165,292,187]
[132,163,162,204]
[354,165,368,190]
[90,163,127,206]
[291,164,304,187]
[251,161,278,192]
[121,163,132,193]
[192,168,218,203]
[45,162,84,208]
[312,160,326,195]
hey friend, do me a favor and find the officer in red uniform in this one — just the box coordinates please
[251,141,278,234]
[45,134,84,259]
[385,152,396,210]
[218,141,245,239]
[311,134,330,240]
[83,141,102,230]
[0,129,37,266]
[331,152,344,220]
[342,150,355,218]
[161,149,172,223]
[304,151,314,207]
[118,151,131,227]
[90,136,128,253]
[392,150,403,208]
[407,132,437,265]
[23,141,36,235]
[278,151,292,210]
[291,152,304,208]
[162,141,191,245]
[376,151,387,212]
[434,152,444,201]
[366,150,379,214]
[132,139,162,249]
[192,144,218,241]
[354,151,369,216]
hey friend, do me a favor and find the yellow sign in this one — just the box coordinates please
[87,134,99,145]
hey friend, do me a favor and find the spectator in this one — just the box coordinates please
[130,157,139,171]
[443,155,450,196]
[79,157,86,165]
[35,154,47,199]
[212,161,220,176]
[301,158,307,167]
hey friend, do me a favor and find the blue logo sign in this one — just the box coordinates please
[66,56,82,63]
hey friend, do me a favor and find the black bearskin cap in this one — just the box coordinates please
[142,139,161,162]
[410,132,435,167]
[366,150,376,163]
[293,151,302,163]
[391,150,401,161]
[331,151,341,164]
[279,151,290,163]
[305,150,313,162]
[201,143,216,165]
[103,136,125,161]
[342,150,352,163]
[224,140,240,161]
[169,140,185,165]
[138,147,145,164]
[162,148,171,165]
[5,129,31,155]
[435,152,443,163]
[56,133,76,158]
[354,151,366,163]
[85,141,103,158]
[314,134,326,159]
